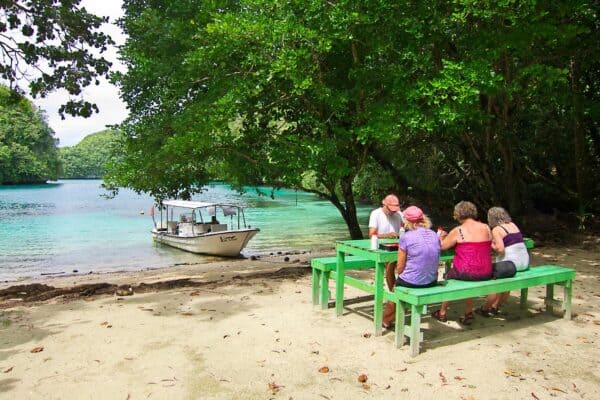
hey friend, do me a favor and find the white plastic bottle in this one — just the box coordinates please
[370,234,378,250]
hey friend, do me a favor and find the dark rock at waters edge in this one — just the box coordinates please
[0,283,115,302]
[0,268,313,304]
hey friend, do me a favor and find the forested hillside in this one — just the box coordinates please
[0,86,60,184]
[59,129,120,179]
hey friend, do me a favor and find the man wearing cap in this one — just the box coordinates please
[368,194,405,290]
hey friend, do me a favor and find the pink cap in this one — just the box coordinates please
[403,206,424,223]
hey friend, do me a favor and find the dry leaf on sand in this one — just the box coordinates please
[267,382,282,393]
[504,369,520,377]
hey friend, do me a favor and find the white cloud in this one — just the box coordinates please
[32,0,128,147]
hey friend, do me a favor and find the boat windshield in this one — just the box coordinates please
[154,202,249,231]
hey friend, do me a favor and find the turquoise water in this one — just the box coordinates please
[0,180,372,281]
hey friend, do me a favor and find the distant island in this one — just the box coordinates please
[59,129,120,179]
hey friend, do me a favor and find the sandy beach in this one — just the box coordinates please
[1,241,599,400]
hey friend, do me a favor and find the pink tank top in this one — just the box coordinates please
[453,241,493,277]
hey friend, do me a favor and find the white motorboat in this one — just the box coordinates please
[151,200,259,257]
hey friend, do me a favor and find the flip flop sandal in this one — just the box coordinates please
[459,312,475,326]
[431,310,447,322]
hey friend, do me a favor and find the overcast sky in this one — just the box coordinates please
[32,0,127,147]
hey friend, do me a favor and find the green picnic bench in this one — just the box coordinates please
[311,238,576,356]
[310,253,456,308]
[387,265,575,356]
[311,256,375,309]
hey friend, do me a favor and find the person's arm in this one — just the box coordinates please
[368,210,378,237]
[440,227,458,250]
[491,226,505,253]
[397,248,407,275]
[369,226,398,238]
[380,231,399,238]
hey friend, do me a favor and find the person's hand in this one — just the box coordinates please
[439,230,448,240]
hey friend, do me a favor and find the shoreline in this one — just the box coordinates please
[0,243,598,399]
[0,247,331,286]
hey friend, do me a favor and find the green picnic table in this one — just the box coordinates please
[332,237,535,336]
[334,238,454,336]
[317,238,575,356]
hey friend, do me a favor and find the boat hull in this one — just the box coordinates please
[152,228,259,257]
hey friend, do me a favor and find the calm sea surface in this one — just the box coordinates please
[0,180,372,281]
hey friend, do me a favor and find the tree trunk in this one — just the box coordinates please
[309,174,363,240]
[339,174,363,239]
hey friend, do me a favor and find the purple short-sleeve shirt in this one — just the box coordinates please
[398,227,440,286]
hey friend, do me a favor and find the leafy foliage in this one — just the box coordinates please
[0,86,59,183]
[108,0,599,236]
[0,1,114,118]
[59,129,121,178]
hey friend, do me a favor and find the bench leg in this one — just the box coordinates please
[311,268,321,306]
[320,271,331,310]
[520,288,528,309]
[546,284,554,314]
[395,301,406,348]
[409,305,425,357]
[563,280,573,320]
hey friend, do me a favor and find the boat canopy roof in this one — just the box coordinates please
[162,200,243,210]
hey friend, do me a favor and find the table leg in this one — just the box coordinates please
[335,251,346,316]
[563,280,572,320]
[546,284,554,314]
[444,260,452,275]
[374,262,384,336]
[320,271,330,310]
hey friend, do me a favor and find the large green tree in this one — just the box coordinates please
[0,0,114,117]
[108,0,599,236]
[108,0,419,238]
[0,86,60,183]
